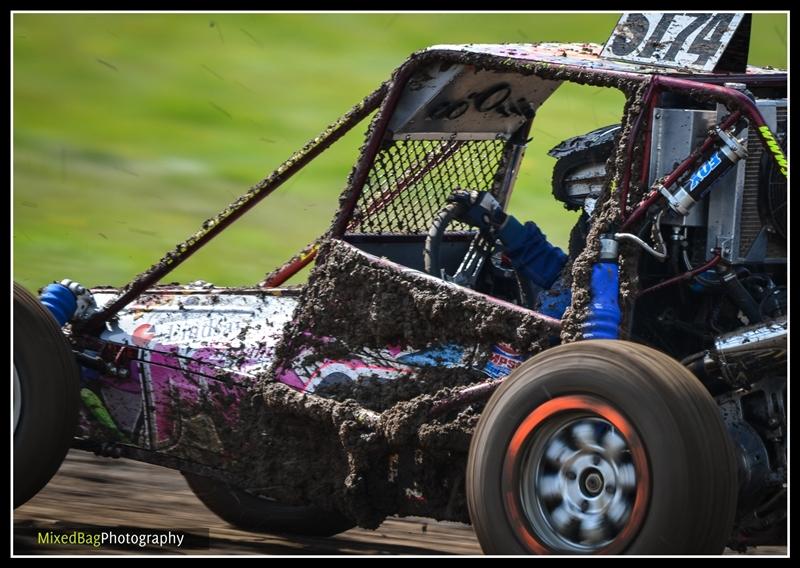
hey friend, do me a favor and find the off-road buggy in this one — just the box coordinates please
[14,13,786,554]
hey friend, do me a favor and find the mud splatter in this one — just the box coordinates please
[276,239,560,364]
[314,367,485,413]
[188,377,480,528]
[237,235,563,526]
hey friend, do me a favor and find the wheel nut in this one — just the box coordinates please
[581,470,604,496]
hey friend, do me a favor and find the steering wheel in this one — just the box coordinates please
[423,201,536,308]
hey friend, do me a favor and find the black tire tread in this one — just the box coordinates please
[13,282,81,508]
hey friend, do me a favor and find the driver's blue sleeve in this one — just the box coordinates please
[497,215,568,290]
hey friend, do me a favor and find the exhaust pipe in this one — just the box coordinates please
[711,316,787,358]
[684,317,787,386]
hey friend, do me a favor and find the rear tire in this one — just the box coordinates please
[183,472,356,537]
[467,340,737,554]
[14,282,80,508]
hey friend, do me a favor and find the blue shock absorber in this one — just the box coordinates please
[583,236,621,340]
[39,282,77,327]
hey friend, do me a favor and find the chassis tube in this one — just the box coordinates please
[260,242,319,288]
[638,250,722,297]
[618,80,657,222]
[655,76,787,177]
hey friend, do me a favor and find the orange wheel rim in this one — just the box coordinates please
[502,395,650,554]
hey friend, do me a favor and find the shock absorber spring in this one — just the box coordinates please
[658,122,748,217]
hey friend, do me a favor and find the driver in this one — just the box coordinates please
[450,190,571,318]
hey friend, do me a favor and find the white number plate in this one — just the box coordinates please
[601,13,746,72]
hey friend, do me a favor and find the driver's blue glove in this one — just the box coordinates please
[449,190,508,232]
[498,217,568,290]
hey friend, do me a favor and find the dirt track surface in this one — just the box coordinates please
[13,450,786,556]
[13,450,481,555]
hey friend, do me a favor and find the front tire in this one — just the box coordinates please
[183,473,355,537]
[467,340,737,554]
[14,283,80,508]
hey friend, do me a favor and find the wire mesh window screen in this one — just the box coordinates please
[347,139,508,234]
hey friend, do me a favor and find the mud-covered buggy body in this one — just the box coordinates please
[15,17,786,555]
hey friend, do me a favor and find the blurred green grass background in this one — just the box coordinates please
[13,13,787,290]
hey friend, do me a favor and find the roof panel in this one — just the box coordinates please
[425,42,782,77]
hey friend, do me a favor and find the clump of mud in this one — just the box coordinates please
[223,378,487,527]
[277,239,560,360]
[314,366,486,413]
[267,237,560,416]
[244,238,561,526]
